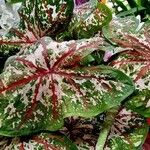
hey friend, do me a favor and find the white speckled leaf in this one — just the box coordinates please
[0,37,134,136]
[18,0,74,38]
[0,133,78,150]
[0,0,74,51]
[103,16,143,37]
[0,0,74,49]
[57,2,112,40]
[111,34,150,117]
[102,15,146,47]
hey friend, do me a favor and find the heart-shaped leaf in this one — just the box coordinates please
[0,133,78,150]
[111,33,150,117]
[96,107,149,150]
[0,0,74,49]
[0,37,134,136]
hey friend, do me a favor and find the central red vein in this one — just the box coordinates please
[0,69,103,94]
[19,142,25,150]
[0,40,34,45]
[10,28,31,43]
[135,63,150,81]
[0,71,48,94]
[52,40,101,70]
[51,75,59,119]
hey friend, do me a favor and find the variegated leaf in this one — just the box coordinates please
[59,114,105,150]
[57,1,112,40]
[96,107,149,150]
[0,0,74,49]
[0,133,78,150]
[0,37,134,136]
[102,16,147,52]
[17,0,74,38]
[102,16,143,39]
[111,34,150,117]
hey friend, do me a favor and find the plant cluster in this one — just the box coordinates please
[0,0,150,149]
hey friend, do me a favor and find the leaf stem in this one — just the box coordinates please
[96,107,119,150]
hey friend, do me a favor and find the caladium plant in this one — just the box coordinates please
[0,36,134,136]
[0,0,74,59]
[0,0,150,149]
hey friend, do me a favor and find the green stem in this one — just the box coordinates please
[96,107,119,150]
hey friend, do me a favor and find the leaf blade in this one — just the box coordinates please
[0,37,134,136]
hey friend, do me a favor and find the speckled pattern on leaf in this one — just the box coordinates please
[0,36,134,136]
[111,33,150,117]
